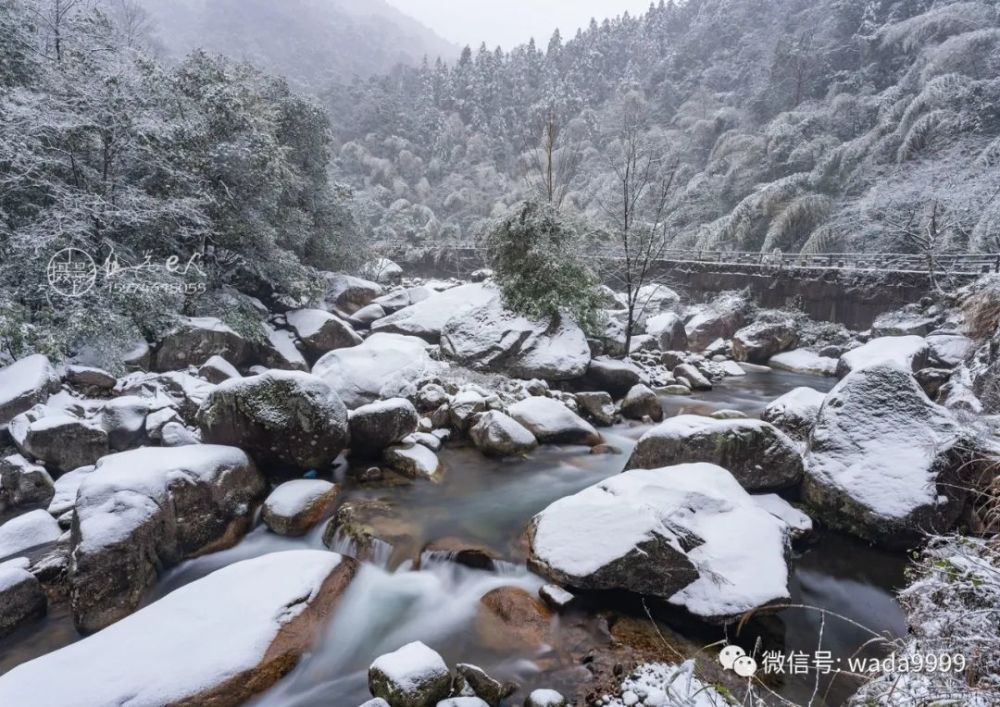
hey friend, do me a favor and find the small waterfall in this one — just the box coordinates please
[326,527,394,569]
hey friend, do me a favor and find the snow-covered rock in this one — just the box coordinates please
[361,257,404,284]
[525,689,568,707]
[197,355,241,384]
[65,365,116,390]
[47,465,93,520]
[0,454,54,518]
[584,357,643,396]
[448,389,488,431]
[803,363,971,547]
[528,464,790,621]
[323,272,383,313]
[685,294,750,351]
[10,408,109,473]
[313,333,441,409]
[872,310,936,337]
[440,298,590,381]
[384,442,442,480]
[260,325,309,372]
[0,355,60,429]
[645,311,688,351]
[768,349,838,376]
[100,395,149,451]
[635,283,681,318]
[286,308,363,360]
[469,411,538,457]
[454,663,514,707]
[153,316,250,372]
[262,479,340,537]
[0,509,61,560]
[926,334,973,368]
[368,641,451,707]
[575,391,616,426]
[732,317,798,364]
[374,285,432,314]
[372,283,496,343]
[836,335,929,377]
[117,370,216,423]
[672,363,712,390]
[0,558,46,637]
[350,303,388,327]
[620,384,663,422]
[753,494,813,540]
[508,397,601,446]
[605,661,732,707]
[0,551,358,706]
[761,386,826,440]
[69,445,265,632]
[627,415,803,491]
[349,398,420,458]
[197,371,349,472]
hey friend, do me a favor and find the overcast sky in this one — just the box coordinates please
[385,0,654,50]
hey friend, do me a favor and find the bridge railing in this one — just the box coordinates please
[389,245,1000,275]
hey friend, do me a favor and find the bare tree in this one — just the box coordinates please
[599,96,680,356]
[28,0,86,62]
[883,199,963,292]
[522,109,583,209]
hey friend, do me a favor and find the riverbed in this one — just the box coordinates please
[0,368,909,706]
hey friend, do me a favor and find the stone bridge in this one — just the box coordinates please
[393,247,998,330]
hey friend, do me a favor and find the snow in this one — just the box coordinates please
[313,333,441,409]
[385,442,442,479]
[926,334,973,367]
[507,396,599,445]
[286,308,341,339]
[644,312,683,337]
[0,551,346,706]
[0,354,59,425]
[531,464,789,618]
[265,326,308,370]
[369,640,449,691]
[805,363,962,522]
[47,465,94,517]
[0,509,62,560]
[769,349,837,376]
[74,445,253,554]
[528,689,567,707]
[837,335,928,374]
[372,283,497,342]
[0,557,33,593]
[264,479,336,518]
[603,661,731,707]
[752,494,813,538]
[438,699,489,707]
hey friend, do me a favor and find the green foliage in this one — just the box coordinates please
[485,201,603,332]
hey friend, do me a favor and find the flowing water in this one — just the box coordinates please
[0,368,909,706]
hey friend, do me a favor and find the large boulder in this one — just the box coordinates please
[469,411,538,457]
[285,309,363,361]
[69,445,266,632]
[100,395,150,451]
[0,454,55,518]
[645,312,688,351]
[368,641,451,707]
[313,333,441,409]
[836,336,929,377]
[198,355,241,384]
[803,363,971,548]
[0,551,357,706]
[475,586,553,652]
[197,371,349,472]
[0,509,61,559]
[262,480,341,537]
[872,310,936,337]
[10,408,109,473]
[685,294,750,351]
[574,391,616,426]
[507,397,601,447]
[0,558,46,637]
[440,298,590,381]
[768,349,837,377]
[259,326,309,372]
[349,398,419,458]
[583,357,643,397]
[361,257,404,285]
[153,316,250,372]
[322,272,383,313]
[926,334,973,368]
[527,464,790,621]
[732,317,799,364]
[372,283,496,343]
[620,384,663,422]
[626,415,803,491]
[761,387,826,441]
[0,355,60,429]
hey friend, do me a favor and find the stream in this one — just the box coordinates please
[0,368,909,707]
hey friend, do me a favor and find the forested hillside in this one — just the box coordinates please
[0,0,364,362]
[136,0,458,87]
[331,0,1000,256]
